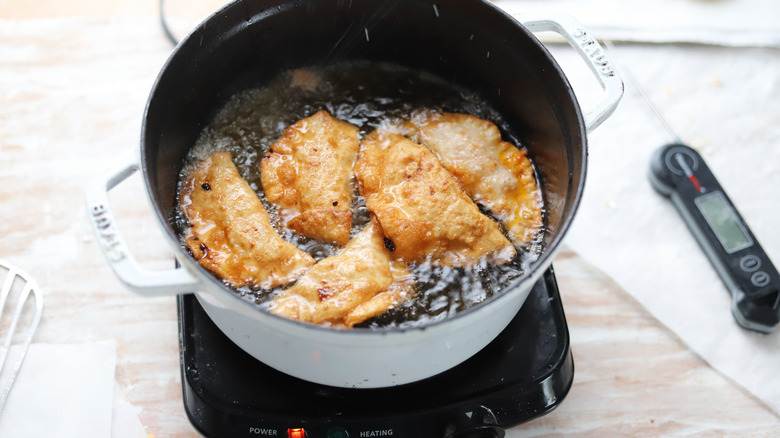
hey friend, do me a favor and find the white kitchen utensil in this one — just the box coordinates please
[0,260,44,413]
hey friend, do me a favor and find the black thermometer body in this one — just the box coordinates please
[649,144,780,333]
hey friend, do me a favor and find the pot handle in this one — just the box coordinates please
[84,152,201,296]
[518,13,624,133]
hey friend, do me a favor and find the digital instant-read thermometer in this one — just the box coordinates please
[601,40,780,333]
[649,144,780,333]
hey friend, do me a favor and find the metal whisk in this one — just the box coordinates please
[0,260,44,412]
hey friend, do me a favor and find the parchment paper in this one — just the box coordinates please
[496,0,780,48]
[545,41,780,414]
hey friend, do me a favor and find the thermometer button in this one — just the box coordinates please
[664,147,699,176]
[739,255,761,273]
[751,271,771,288]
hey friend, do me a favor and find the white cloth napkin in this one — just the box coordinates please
[496,0,780,48]
[0,342,117,438]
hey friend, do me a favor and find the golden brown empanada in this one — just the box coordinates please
[260,110,359,246]
[403,110,543,245]
[180,151,315,289]
[355,131,515,267]
[271,220,413,327]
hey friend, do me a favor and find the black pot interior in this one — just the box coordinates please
[142,0,586,269]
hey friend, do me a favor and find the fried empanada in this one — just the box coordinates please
[260,110,359,246]
[180,151,315,289]
[355,132,515,267]
[270,220,413,327]
[403,110,543,245]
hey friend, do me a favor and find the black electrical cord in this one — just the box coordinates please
[159,0,180,46]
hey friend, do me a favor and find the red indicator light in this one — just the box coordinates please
[287,428,306,438]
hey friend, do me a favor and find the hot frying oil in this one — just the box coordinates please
[175,61,544,329]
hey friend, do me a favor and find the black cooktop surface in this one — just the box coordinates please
[179,266,573,438]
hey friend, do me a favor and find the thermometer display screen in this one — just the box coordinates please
[695,192,753,253]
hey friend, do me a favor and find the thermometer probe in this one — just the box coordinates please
[604,41,780,333]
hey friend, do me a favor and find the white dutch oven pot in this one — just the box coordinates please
[86,0,622,388]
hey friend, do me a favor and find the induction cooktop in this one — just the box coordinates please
[178,266,573,438]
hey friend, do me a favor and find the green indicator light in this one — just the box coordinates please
[326,427,349,438]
